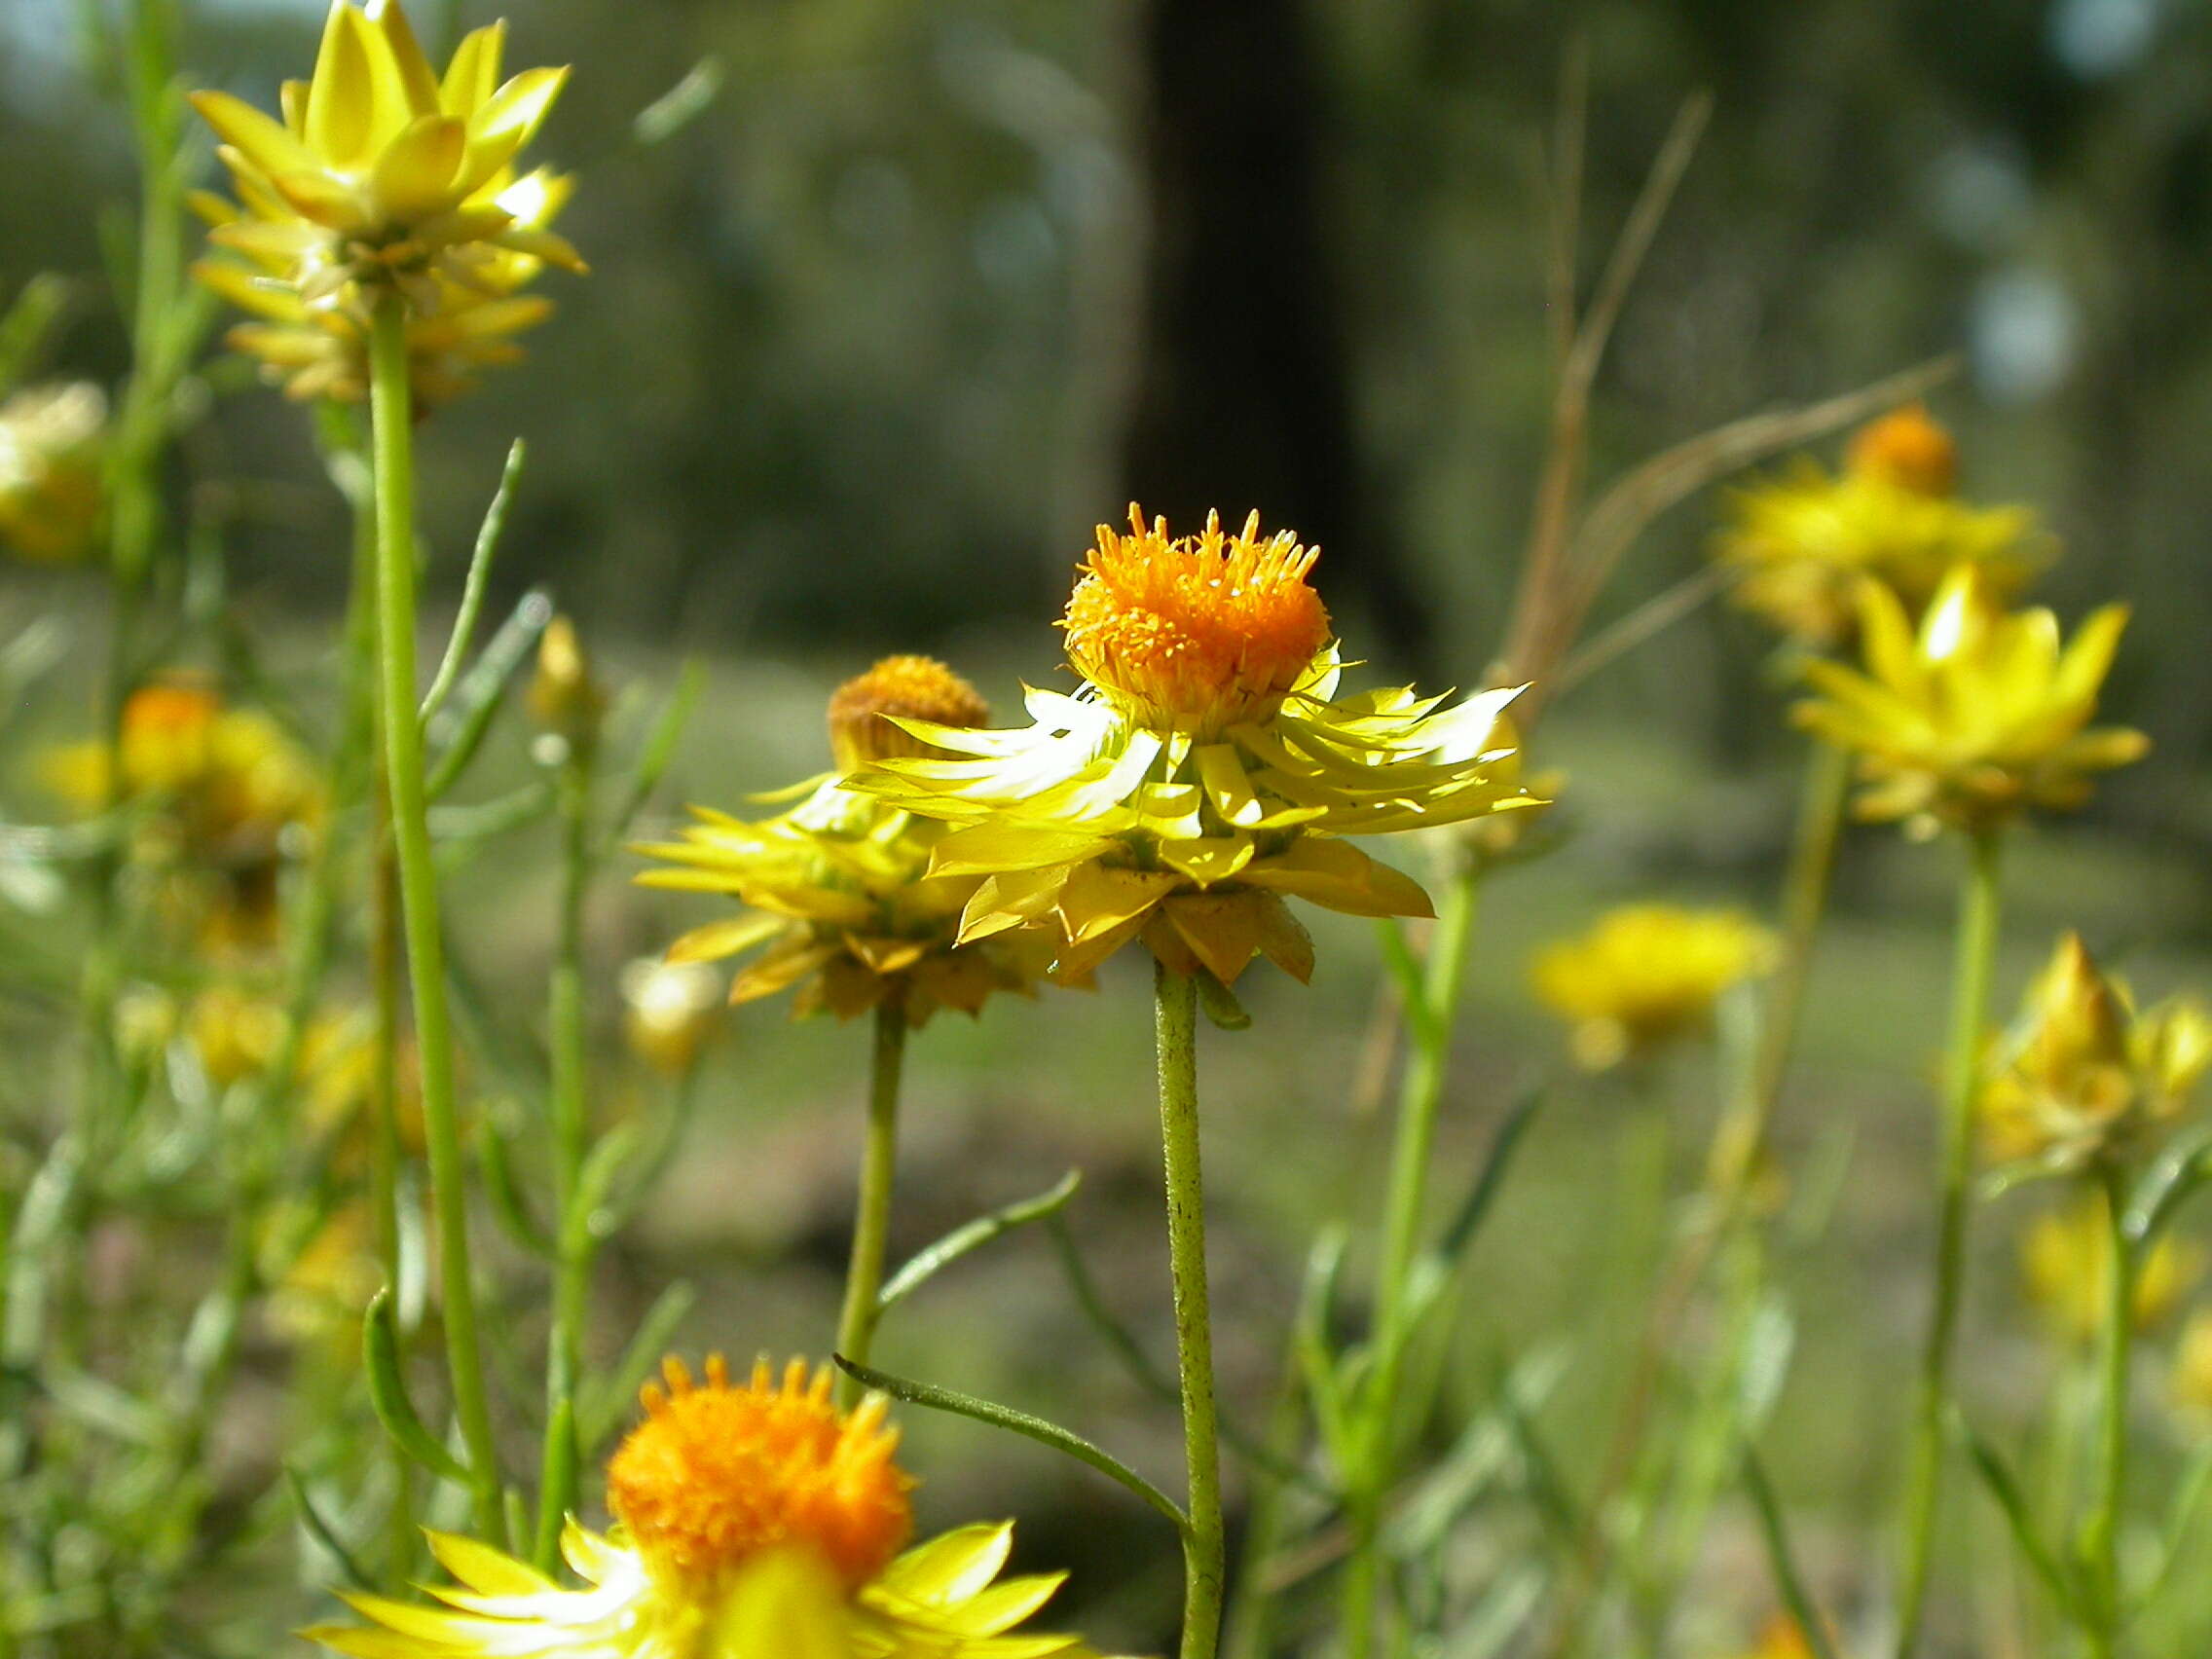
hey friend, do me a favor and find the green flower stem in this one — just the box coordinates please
[369,292,504,1546]
[1156,961,1226,1659]
[535,742,596,1563]
[1895,827,2004,1659]
[2083,1166,2137,1651]
[833,993,909,1409]
[1343,865,1482,1659]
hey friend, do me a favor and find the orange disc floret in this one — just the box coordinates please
[1061,504,1331,734]
[1846,403,1957,498]
[829,655,992,771]
[605,1355,913,1592]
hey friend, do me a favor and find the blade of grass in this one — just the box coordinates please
[421,440,527,724]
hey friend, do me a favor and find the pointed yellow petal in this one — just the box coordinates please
[191,90,320,178]
[441,20,508,116]
[365,0,445,119]
[303,2,377,163]
[370,113,466,221]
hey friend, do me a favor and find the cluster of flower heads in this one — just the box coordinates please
[189,0,581,408]
[0,380,105,564]
[1530,904,1777,1073]
[311,1355,1110,1658]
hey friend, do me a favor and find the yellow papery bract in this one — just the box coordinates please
[853,645,1537,984]
[1792,564,2147,836]
[1530,904,1777,1072]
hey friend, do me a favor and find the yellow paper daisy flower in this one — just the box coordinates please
[636,658,1048,1024]
[850,506,1537,984]
[1530,904,1777,1072]
[190,0,582,317]
[1792,563,2147,837]
[305,1355,1106,1659]
[191,163,571,406]
[1979,932,2212,1173]
[0,381,105,565]
[1715,403,2046,646]
[2020,1198,2200,1346]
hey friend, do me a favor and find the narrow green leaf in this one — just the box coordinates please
[1374,917,1442,1051]
[1296,1229,1357,1475]
[1196,970,1252,1031]
[633,57,724,148]
[422,440,527,724]
[606,658,705,845]
[1434,1082,1546,1265]
[2135,1439,2212,1613]
[364,1287,473,1486]
[425,589,553,801]
[1951,1408,2081,1614]
[569,1123,643,1249]
[579,1280,695,1453]
[286,1467,376,1592]
[475,1119,555,1260]
[1739,1442,1840,1659]
[832,1356,1188,1537]
[879,1171,1081,1312]
[0,275,71,394]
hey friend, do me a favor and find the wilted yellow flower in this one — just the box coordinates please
[2173,1310,2212,1422]
[1716,404,2046,646]
[1981,932,2212,1172]
[190,0,581,319]
[1531,904,1777,1072]
[620,957,725,1076]
[1793,564,2146,837]
[0,381,105,564]
[191,164,571,406]
[637,658,1046,1024]
[306,1355,1107,1659]
[851,507,1537,984]
[2020,1198,2200,1345]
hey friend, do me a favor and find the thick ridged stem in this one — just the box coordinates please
[1894,828,2004,1659]
[1157,963,1225,1659]
[834,995,909,1406]
[369,293,504,1545]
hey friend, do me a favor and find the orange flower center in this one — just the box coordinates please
[1846,403,1957,497]
[828,655,991,770]
[605,1356,912,1592]
[1060,504,1331,734]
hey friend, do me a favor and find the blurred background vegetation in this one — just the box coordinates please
[6,0,2212,1653]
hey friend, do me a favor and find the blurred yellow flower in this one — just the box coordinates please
[2173,1309,2212,1422]
[2020,1198,2199,1345]
[306,1355,1107,1658]
[620,956,725,1076]
[190,0,581,319]
[1531,904,1777,1072]
[528,613,607,748]
[852,506,1537,984]
[1792,564,2146,837]
[636,658,1048,1024]
[1980,932,2212,1172]
[1722,1614,1820,1659]
[266,1199,382,1347]
[0,381,105,564]
[191,163,571,406]
[1715,404,2046,647]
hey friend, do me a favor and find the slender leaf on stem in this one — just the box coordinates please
[1374,918,1442,1052]
[422,440,526,724]
[424,589,553,802]
[1434,1083,1547,1266]
[1196,969,1252,1031]
[1951,1407,2080,1615]
[2125,1130,2212,1246]
[633,57,724,147]
[569,1123,642,1247]
[2137,1440,2212,1613]
[877,1171,1081,1312]
[0,275,71,393]
[1739,1443,1840,1659]
[1296,1229,1357,1474]
[607,658,705,844]
[286,1467,377,1593]
[578,1280,696,1453]
[475,1120,555,1260]
[364,1289,473,1487]
[832,1356,1188,1536]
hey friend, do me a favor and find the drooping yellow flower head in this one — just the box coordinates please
[1530,904,1777,1072]
[1792,564,2147,837]
[2019,1198,2200,1346]
[190,0,582,323]
[0,381,105,564]
[2173,1309,2212,1423]
[635,658,1047,1024]
[1715,404,2046,647]
[850,506,1538,984]
[306,1354,1108,1658]
[1980,932,2212,1172]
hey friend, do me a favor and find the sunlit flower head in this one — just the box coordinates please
[1980,932,2212,1173]
[0,381,105,565]
[2019,1197,2199,1346]
[306,1354,1108,1658]
[2173,1310,2212,1423]
[1530,904,1777,1072]
[850,506,1538,984]
[191,163,571,406]
[190,0,582,324]
[1715,404,2046,647]
[620,957,726,1077]
[635,658,1048,1024]
[1792,564,2147,837]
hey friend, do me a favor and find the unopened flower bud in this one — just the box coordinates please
[827,655,989,773]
